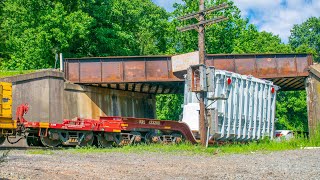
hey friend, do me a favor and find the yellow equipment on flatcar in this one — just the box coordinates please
[0,82,16,145]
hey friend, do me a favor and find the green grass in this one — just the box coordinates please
[0,70,36,78]
[61,134,320,156]
[25,128,320,156]
[214,130,320,154]
[64,122,320,156]
[215,138,304,154]
[65,143,214,155]
[25,134,320,156]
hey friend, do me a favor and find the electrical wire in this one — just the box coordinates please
[6,136,25,144]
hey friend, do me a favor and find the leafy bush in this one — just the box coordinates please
[156,94,183,120]
[276,91,308,132]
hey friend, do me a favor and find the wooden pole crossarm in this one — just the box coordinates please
[177,3,229,21]
[177,16,228,32]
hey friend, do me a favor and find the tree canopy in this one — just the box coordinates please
[0,0,302,68]
[289,17,320,62]
[0,0,170,69]
[0,0,93,69]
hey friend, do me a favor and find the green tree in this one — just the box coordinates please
[0,0,6,61]
[167,0,293,55]
[289,17,320,62]
[166,0,248,54]
[233,24,292,53]
[72,0,170,57]
[0,0,93,69]
[276,91,308,132]
[156,94,184,120]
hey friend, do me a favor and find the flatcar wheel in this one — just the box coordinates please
[97,135,113,148]
[79,138,94,147]
[79,132,94,147]
[145,132,160,144]
[26,133,42,146]
[40,135,61,147]
[0,136,5,145]
[171,133,183,144]
[130,131,142,144]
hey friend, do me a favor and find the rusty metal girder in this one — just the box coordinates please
[64,56,180,83]
[206,54,313,78]
[64,53,313,92]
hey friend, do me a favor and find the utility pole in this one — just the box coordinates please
[198,0,206,148]
[199,0,205,65]
[177,1,229,146]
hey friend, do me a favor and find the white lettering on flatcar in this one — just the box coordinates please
[138,120,146,124]
[149,120,160,125]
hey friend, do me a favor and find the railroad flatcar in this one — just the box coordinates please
[0,66,279,147]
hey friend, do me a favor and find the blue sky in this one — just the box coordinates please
[152,0,320,43]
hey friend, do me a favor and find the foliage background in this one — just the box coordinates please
[0,0,318,132]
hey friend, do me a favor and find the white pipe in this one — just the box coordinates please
[59,53,63,71]
[206,126,210,148]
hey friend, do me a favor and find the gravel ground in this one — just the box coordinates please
[0,148,319,180]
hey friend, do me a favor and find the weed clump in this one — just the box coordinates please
[0,150,10,163]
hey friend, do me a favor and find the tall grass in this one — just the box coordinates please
[65,143,213,155]
[62,133,320,156]
[308,124,320,147]
[0,150,10,163]
[26,126,320,156]
[26,133,320,156]
[218,126,320,154]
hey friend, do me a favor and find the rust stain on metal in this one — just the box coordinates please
[146,60,169,80]
[80,61,101,82]
[66,61,80,82]
[208,58,235,72]
[234,58,257,76]
[276,57,297,76]
[256,56,278,78]
[102,62,122,82]
[123,61,146,82]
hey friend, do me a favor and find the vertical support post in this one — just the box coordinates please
[59,53,63,72]
[55,53,58,69]
[198,0,207,146]
[306,76,315,137]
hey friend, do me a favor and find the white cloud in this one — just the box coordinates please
[232,0,320,43]
[153,0,320,43]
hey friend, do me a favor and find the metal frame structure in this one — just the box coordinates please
[2,103,196,147]
[64,53,312,92]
